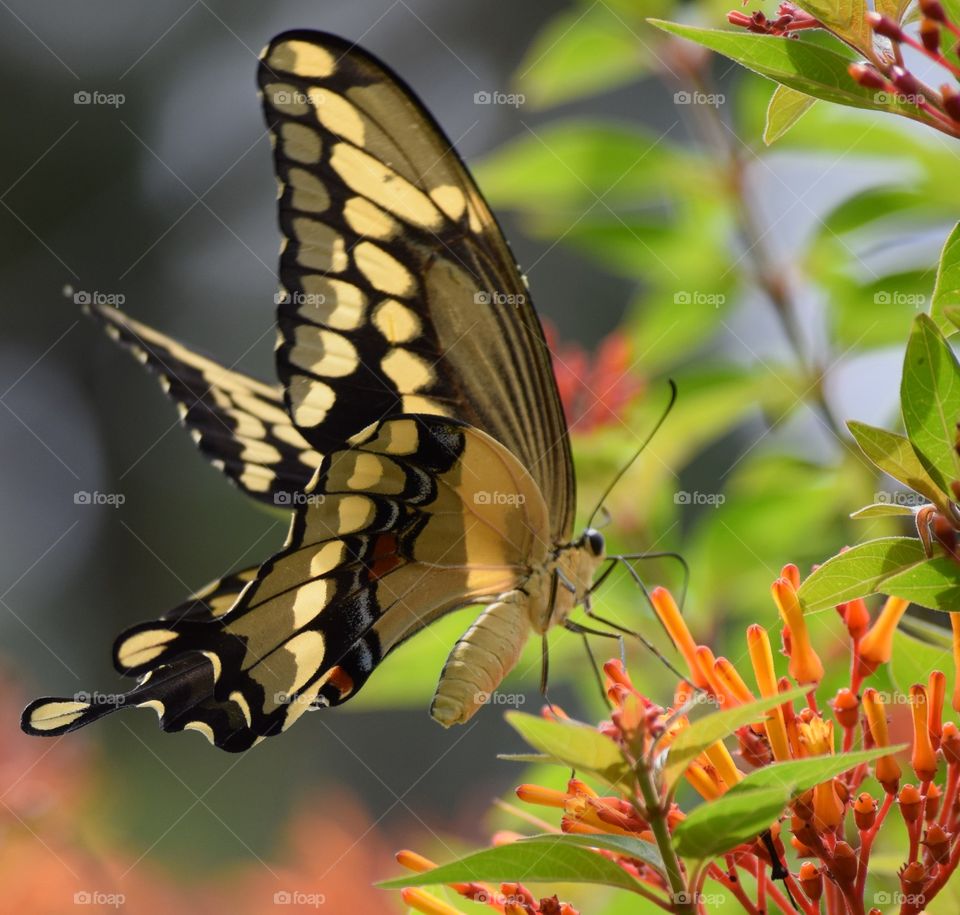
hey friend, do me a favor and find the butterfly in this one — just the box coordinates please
[22,30,621,752]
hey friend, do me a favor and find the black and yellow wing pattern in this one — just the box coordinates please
[23,31,588,751]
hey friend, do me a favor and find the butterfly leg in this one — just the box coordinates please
[431,591,530,727]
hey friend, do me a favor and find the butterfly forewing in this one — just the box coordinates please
[259,32,574,541]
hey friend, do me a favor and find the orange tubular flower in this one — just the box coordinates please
[910,685,938,783]
[401,888,465,915]
[747,624,792,761]
[858,596,910,677]
[952,614,960,713]
[928,670,945,747]
[714,656,756,705]
[703,739,743,789]
[650,587,709,689]
[771,577,824,685]
[685,760,725,800]
[863,688,902,792]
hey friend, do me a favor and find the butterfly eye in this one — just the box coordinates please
[585,529,605,557]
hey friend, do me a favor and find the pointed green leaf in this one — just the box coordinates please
[542,832,664,870]
[850,502,917,519]
[378,836,650,893]
[795,0,872,51]
[672,786,791,860]
[663,688,807,792]
[944,306,960,333]
[764,85,817,145]
[647,22,919,117]
[931,223,960,337]
[797,537,929,612]
[891,628,955,700]
[727,747,903,797]
[879,554,960,612]
[847,420,950,512]
[901,314,960,493]
[875,0,913,23]
[506,712,631,788]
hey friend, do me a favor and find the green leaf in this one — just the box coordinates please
[944,306,960,333]
[672,786,791,859]
[727,747,902,797]
[880,554,960,612]
[378,837,650,894]
[544,832,663,870]
[847,420,949,512]
[663,689,807,792]
[901,314,960,493]
[931,223,960,337]
[764,85,817,145]
[850,502,917,519]
[647,22,919,117]
[795,0,872,50]
[673,746,905,860]
[506,712,632,788]
[516,4,651,108]
[797,537,929,612]
[875,0,913,23]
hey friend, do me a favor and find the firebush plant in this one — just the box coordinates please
[377,0,960,912]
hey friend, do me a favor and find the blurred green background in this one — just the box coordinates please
[0,0,956,912]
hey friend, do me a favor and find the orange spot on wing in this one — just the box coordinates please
[370,532,402,580]
[327,666,354,700]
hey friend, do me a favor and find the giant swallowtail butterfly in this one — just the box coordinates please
[22,31,621,751]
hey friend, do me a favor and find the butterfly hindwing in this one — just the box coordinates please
[85,302,321,505]
[259,31,574,541]
[23,415,550,750]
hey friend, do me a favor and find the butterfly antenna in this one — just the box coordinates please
[586,379,677,529]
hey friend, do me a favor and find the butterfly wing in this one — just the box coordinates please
[22,415,551,750]
[259,31,574,542]
[85,302,321,504]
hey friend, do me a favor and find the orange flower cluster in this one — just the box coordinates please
[497,564,960,913]
[396,849,579,915]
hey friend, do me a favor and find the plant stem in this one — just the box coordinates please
[636,756,694,913]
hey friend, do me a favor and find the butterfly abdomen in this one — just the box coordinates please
[430,589,530,727]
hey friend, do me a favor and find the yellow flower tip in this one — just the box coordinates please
[516,784,567,808]
[693,645,724,699]
[798,717,834,757]
[858,596,910,675]
[863,688,901,792]
[650,586,708,688]
[771,577,824,685]
[685,760,725,800]
[396,849,437,873]
[910,684,938,782]
[704,739,743,788]
[747,624,792,761]
[401,887,466,915]
[928,670,946,744]
[714,656,756,706]
[780,563,801,589]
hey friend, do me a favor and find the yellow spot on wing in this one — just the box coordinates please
[310,540,345,577]
[289,375,335,428]
[431,185,467,221]
[266,39,336,78]
[281,630,327,693]
[290,578,330,628]
[183,720,216,743]
[373,299,421,343]
[230,690,253,726]
[381,348,434,391]
[264,82,310,116]
[287,166,330,213]
[29,700,90,731]
[343,196,397,239]
[310,87,366,145]
[290,326,358,378]
[337,494,375,533]
[354,242,414,296]
[280,123,322,164]
[298,276,366,330]
[293,218,347,272]
[117,630,178,669]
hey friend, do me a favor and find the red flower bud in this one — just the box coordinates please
[854,792,877,830]
[922,823,951,864]
[848,63,886,91]
[799,861,823,902]
[921,18,941,52]
[832,688,859,728]
[921,0,946,21]
[831,842,858,884]
[899,784,923,824]
[868,12,906,41]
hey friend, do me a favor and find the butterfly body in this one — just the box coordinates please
[21,31,613,751]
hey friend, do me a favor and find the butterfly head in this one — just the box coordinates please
[582,527,605,559]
